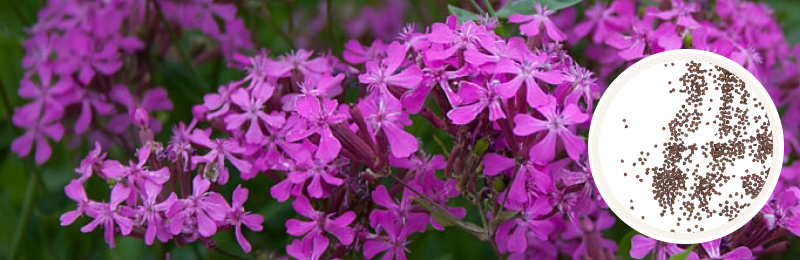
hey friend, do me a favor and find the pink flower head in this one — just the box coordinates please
[11,116,64,164]
[426,20,488,61]
[81,184,134,248]
[136,182,177,245]
[190,129,252,184]
[225,85,282,145]
[630,235,697,260]
[447,80,514,124]
[167,176,230,237]
[509,3,567,42]
[513,96,589,163]
[359,41,422,98]
[605,18,682,60]
[102,145,170,195]
[494,54,564,108]
[573,0,635,43]
[293,97,346,160]
[359,95,418,158]
[344,39,387,64]
[494,199,554,253]
[284,142,344,198]
[700,239,752,260]
[368,185,428,233]
[286,196,355,246]
[267,49,330,78]
[15,68,74,123]
[228,185,264,253]
[61,179,90,226]
[363,217,425,260]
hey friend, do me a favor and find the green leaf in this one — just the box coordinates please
[412,196,456,227]
[668,244,697,260]
[496,0,584,18]
[615,230,639,260]
[410,197,488,240]
[448,5,481,22]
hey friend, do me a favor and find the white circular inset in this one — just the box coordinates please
[588,49,783,244]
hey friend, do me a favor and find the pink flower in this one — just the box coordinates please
[284,143,344,198]
[509,3,566,42]
[494,199,554,253]
[293,97,346,160]
[102,146,170,195]
[700,239,752,260]
[225,85,282,145]
[54,31,122,84]
[447,80,514,124]
[368,185,428,233]
[286,196,355,246]
[266,49,330,78]
[61,180,89,226]
[81,184,134,248]
[514,96,588,163]
[190,129,252,184]
[167,176,229,237]
[287,235,328,260]
[573,1,635,43]
[359,95,418,158]
[426,20,487,60]
[11,116,64,164]
[605,19,681,60]
[630,235,697,260]
[15,68,74,123]
[494,55,564,108]
[228,186,264,253]
[135,182,177,245]
[359,42,422,98]
[363,217,425,260]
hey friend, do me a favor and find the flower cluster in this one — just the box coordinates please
[48,0,800,259]
[12,0,251,164]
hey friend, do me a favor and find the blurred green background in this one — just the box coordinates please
[1,0,800,259]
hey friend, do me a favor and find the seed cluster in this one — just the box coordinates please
[623,61,773,233]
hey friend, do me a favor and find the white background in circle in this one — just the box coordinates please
[589,50,782,244]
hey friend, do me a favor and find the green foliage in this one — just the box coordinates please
[495,0,585,18]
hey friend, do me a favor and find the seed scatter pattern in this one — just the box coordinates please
[625,61,772,234]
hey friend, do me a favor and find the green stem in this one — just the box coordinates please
[482,0,496,16]
[468,0,486,14]
[263,4,296,50]
[326,0,339,54]
[493,163,519,220]
[9,171,37,260]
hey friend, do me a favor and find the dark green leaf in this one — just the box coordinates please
[496,0,584,18]
[448,5,481,22]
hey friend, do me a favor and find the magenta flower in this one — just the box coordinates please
[605,19,682,60]
[630,235,697,260]
[53,31,122,84]
[700,239,752,260]
[447,80,514,124]
[513,96,589,163]
[287,235,328,260]
[761,187,800,234]
[266,49,330,78]
[228,185,264,253]
[426,20,487,60]
[494,199,554,253]
[73,86,115,134]
[135,182,177,245]
[108,86,173,133]
[293,97,346,160]
[225,86,282,145]
[359,95,418,158]
[102,146,170,195]
[167,176,229,237]
[81,184,133,248]
[573,1,635,43]
[344,39,387,64]
[494,55,564,108]
[190,129,252,184]
[203,83,236,120]
[464,36,525,67]
[11,116,64,164]
[509,3,566,42]
[15,68,74,123]
[369,185,428,233]
[359,41,422,97]
[286,196,355,246]
[655,0,700,28]
[284,142,344,198]
[60,180,89,226]
[363,217,425,260]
